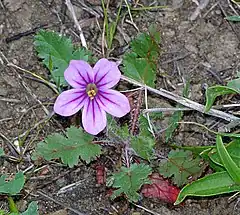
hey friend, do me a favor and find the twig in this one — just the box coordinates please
[0,97,21,103]
[7,62,59,94]
[144,103,240,114]
[120,75,240,122]
[0,132,19,157]
[178,121,240,137]
[0,117,12,123]
[144,85,155,137]
[161,52,190,65]
[65,0,87,49]
[132,203,161,215]
[12,111,54,141]
[37,191,86,215]
[124,0,139,31]
[143,107,192,113]
[5,24,48,43]
[57,179,86,195]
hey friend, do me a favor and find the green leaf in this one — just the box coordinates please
[111,163,152,202]
[34,30,73,86]
[165,110,183,142]
[205,85,239,112]
[72,48,91,61]
[21,202,38,215]
[138,114,153,137]
[226,16,240,22]
[32,126,101,167]
[122,28,160,88]
[123,53,156,87]
[165,82,190,142]
[210,138,240,168]
[131,136,155,160]
[34,30,93,87]
[131,32,159,60]
[175,171,240,205]
[0,172,25,195]
[0,148,4,156]
[108,118,130,140]
[158,150,204,186]
[216,135,240,183]
[227,78,240,92]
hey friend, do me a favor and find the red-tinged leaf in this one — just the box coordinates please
[141,173,180,203]
[95,164,106,185]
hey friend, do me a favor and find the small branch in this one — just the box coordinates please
[37,191,86,215]
[132,203,161,215]
[65,0,87,49]
[121,75,240,122]
[144,85,155,137]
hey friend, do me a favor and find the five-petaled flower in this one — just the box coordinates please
[54,58,130,135]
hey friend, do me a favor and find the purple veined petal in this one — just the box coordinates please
[64,60,94,88]
[96,89,130,117]
[93,58,121,89]
[54,89,87,116]
[82,99,107,135]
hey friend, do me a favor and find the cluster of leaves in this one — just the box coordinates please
[175,136,240,204]
[0,172,38,215]
[109,115,155,161]
[122,25,160,88]
[33,29,240,206]
[33,126,102,167]
[34,30,94,87]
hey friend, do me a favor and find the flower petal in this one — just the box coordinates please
[64,60,94,88]
[96,89,130,117]
[54,89,87,116]
[93,58,121,89]
[82,99,107,135]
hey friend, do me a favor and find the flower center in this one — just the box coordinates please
[86,83,98,100]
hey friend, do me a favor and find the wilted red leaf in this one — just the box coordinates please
[95,164,106,185]
[141,173,180,203]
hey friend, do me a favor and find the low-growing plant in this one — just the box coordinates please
[1,19,240,213]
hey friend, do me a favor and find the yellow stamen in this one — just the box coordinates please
[87,89,96,100]
[86,83,98,100]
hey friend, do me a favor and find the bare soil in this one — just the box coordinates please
[0,0,240,214]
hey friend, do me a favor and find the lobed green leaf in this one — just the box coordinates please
[158,150,205,186]
[34,30,91,87]
[122,27,160,88]
[131,136,155,160]
[111,163,152,202]
[32,126,101,167]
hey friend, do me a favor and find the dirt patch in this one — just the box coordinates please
[0,0,240,214]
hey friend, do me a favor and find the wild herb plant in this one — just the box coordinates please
[33,28,240,204]
[1,24,240,211]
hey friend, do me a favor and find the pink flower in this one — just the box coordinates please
[54,58,130,135]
